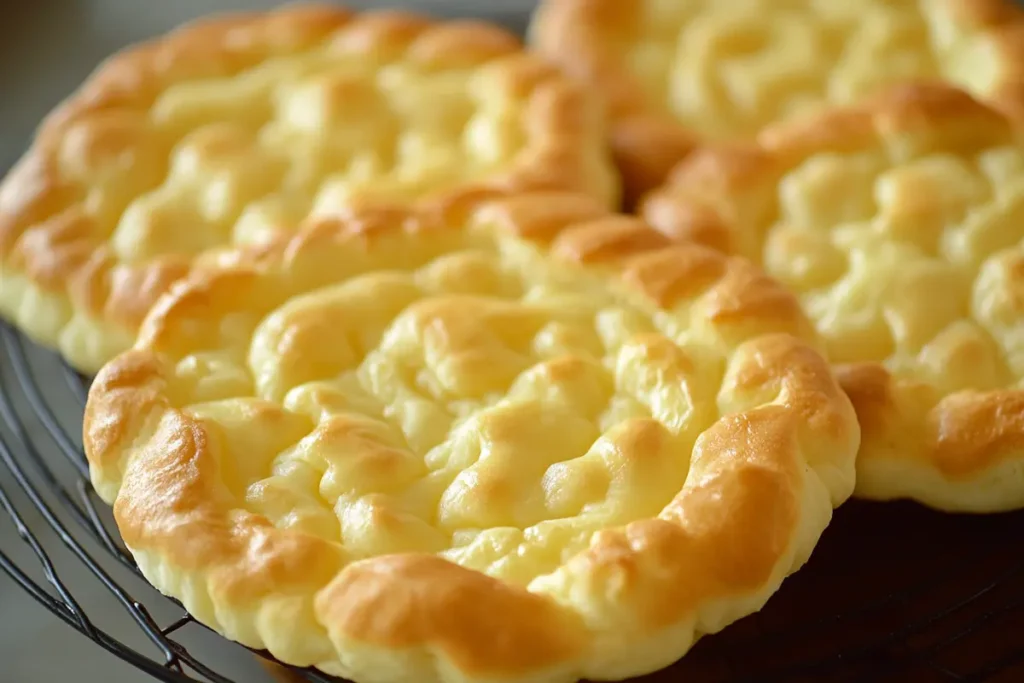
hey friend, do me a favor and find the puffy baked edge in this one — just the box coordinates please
[83,192,859,683]
[642,83,1024,512]
[0,3,620,374]
[528,0,1024,206]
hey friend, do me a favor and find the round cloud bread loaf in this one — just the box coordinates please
[530,0,1024,202]
[83,191,858,683]
[643,83,1024,513]
[0,3,619,374]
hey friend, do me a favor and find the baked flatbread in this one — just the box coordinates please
[0,4,618,373]
[531,0,1024,202]
[644,83,1024,512]
[84,192,858,683]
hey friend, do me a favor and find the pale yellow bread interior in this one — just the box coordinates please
[643,83,1024,512]
[0,3,619,374]
[83,192,859,683]
[530,0,1024,201]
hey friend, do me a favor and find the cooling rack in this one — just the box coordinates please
[1,315,1023,683]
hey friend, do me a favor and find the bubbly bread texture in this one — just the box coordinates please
[0,4,619,374]
[84,192,858,683]
[530,0,1024,202]
[643,83,1024,512]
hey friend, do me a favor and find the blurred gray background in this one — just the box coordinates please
[0,2,537,682]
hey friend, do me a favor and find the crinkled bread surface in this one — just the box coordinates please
[0,4,619,374]
[530,0,1024,202]
[83,191,858,683]
[643,83,1024,512]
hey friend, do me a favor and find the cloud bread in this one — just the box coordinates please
[0,4,619,375]
[643,83,1024,512]
[83,191,858,683]
[530,0,1024,203]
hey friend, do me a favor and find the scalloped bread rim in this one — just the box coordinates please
[0,3,620,375]
[83,192,859,683]
[528,0,1024,205]
[641,82,1024,513]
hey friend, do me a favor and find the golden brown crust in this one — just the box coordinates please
[317,555,589,675]
[84,191,858,682]
[0,3,619,374]
[643,82,1024,512]
[947,0,1024,119]
[529,0,696,206]
[529,0,1024,204]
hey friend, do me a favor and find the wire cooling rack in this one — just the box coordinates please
[1,316,1023,683]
